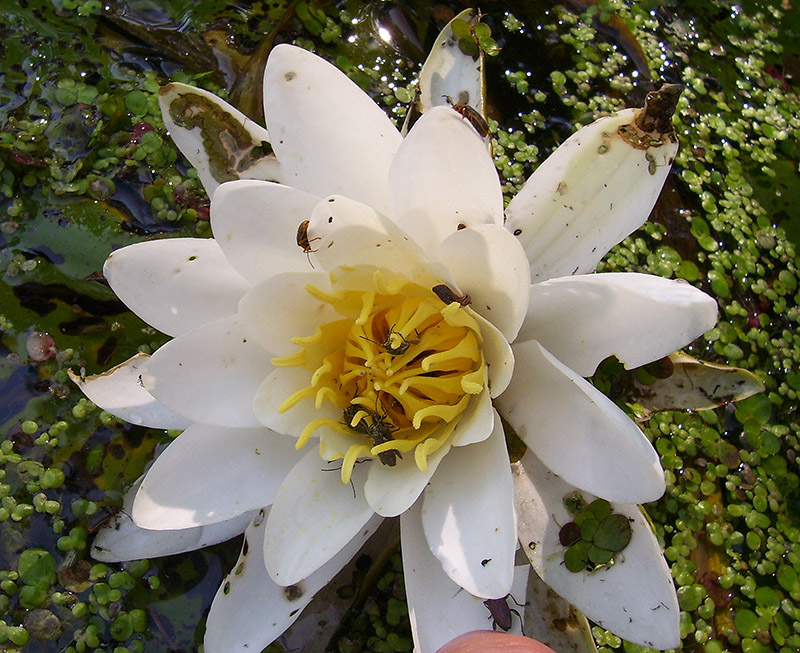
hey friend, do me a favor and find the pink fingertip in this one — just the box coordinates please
[436,630,558,653]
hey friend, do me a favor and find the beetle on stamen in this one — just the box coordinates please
[360,325,419,356]
[342,403,402,467]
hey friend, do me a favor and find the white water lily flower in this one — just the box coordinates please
[73,43,718,652]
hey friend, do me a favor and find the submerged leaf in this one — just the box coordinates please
[159,83,280,194]
[630,352,765,417]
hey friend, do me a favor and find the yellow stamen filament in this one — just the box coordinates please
[270,268,487,483]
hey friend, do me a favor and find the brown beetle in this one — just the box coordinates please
[432,284,472,307]
[296,220,320,266]
[443,94,489,138]
[484,594,526,632]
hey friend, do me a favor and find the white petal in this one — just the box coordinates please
[514,451,680,649]
[91,477,253,562]
[263,44,401,213]
[238,271,334,357]
[472,312,514,399]
[68,354,190,430]
[388,106,503,255]
[517,273,718,376]
[143,315,272,428]
[505,108,679,282]
[205,508,382,653]
[252,367,341,437]
[306,194,435,279]
[401,502,529,652]
[131,424,301,530]
[159,82,280,195]
[422,412,516,598]
[496,340,664,503]
[264,449,374,586]
[416,10,484,119]
[450,386,493,447]
[437,224,531,342]
[104,238,251,337]
[364,441,451,517]
[523,570,597,650]
[211,180,321,284]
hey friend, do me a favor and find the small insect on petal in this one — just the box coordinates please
[432,284,472,307]
[484,594,525,632]
[297,219,322,253]
[296,219,321,267]
[443,94,490,138]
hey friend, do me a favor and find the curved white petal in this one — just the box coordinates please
[252,366,341,437]
[159,82,279,195]
[211,180,322,284]
[422,412,516,598]
[437,224,531,342]
[131,424,301,530]
[514,451,680,649]
[306,194,435,280]
[517,273,717,376]
[68,354,190,430]
[264,449,374,586]
[205,509,382,653]
[143,315,272,428]
[104,238,251,337]
[238,271,334,357]
[450,386,493,447]
[91,478,253,562]
[496,340,664,503]
[505,109,679,282]
[472,312,514,399]
[364,441,451,518]
[416,9,484,119]
[263,44,401,213]
[389,106,503,255]
[402,502,529,652]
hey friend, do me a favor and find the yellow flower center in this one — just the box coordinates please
[272,268,486,484]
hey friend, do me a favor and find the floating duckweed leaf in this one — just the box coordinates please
[23,609,61,642]
[559,497,632,573]
[124,90,149,117]
[585,498,612,522]
[18,549,57,589]
[579,518,599,541]
[734,393,772,428]
[563,491,587,516]
[110,612,134,641]
[777,565,799,593]
[587,545,614,565]
[593,514,632,552]
[558,521,581,547]
[564,540,591,573]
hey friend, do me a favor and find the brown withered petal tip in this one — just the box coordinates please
[635,83,683,135]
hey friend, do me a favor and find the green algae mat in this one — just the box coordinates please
[1,1,799,651]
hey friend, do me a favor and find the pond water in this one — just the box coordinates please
[1,1,799,651]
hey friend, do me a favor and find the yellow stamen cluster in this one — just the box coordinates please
[272,268,486,483]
